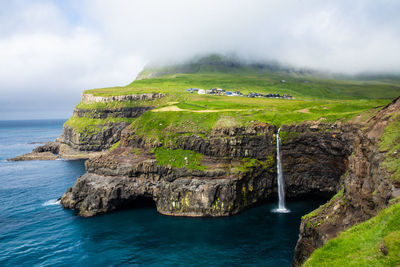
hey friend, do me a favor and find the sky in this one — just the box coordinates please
[1,0,400,119]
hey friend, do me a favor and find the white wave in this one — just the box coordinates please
[43,199,61,206]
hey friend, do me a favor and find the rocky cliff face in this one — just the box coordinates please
[61,122,353,218]
[57,122,129,152]
[57,94,166,153]
[124,123,277,159]
[73,106,154,119]
[293,97,400,266]
[9,94,166,161]
[81,93,164,103]
[61,145,276,217]
[280,124,356,199]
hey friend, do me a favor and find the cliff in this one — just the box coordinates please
[9,93,165,161]
[60,122,353,217]
[293,96,400,266]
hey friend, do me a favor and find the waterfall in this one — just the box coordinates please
[272,128,290,213]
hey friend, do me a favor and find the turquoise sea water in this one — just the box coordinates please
[0,120,323,266]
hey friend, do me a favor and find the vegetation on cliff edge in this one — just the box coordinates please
[154,147,205,170]
[379,114,400,181]
[304,201,400,267]
[65,117,135,134]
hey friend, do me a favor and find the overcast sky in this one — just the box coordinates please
[1,0,400,119]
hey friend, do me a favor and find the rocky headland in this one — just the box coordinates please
[8,93,164,161]
[60,120,354,218]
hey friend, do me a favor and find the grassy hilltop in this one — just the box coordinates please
[69,55,400,135]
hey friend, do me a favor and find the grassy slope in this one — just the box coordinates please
[64,116,135,134]
[128,100,386,145]
[304,201,400,267]
[76,68,399,134]
[85,71,400,100]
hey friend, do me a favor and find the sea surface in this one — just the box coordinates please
[0,119,323,266]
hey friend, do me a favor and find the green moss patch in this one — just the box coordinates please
[154,147,205,170]
[235,156,275,173]
[279,131,301,144]
[109,141,120,151]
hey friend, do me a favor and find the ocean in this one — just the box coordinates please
[0,119,322,266]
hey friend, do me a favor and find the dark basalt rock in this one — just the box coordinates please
[61,123,354,218]
[33,141,60,154]
[73,106,154,119]
[61,147,276,217]
[8,151,59,161]
[123,123,277,159]
[8,141,61,161]
[280,124,356,199]
[57,122,129,151]
[175,124,277,159]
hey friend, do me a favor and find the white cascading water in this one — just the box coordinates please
[272,128,290,213]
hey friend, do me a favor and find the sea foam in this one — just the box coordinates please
[43,199,61,206]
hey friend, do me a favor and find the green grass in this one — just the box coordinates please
[153,147,205,170]
[126,99,387,145]
[75,97,168,110]
[72,59,398,138]
[235,156,275,173]
[65,116,135,134]
[304,202,400,267]
[84,71,400,100]
[302,188,344,220]
[77,67,394,134]
[130,111,220,144]
[379,114,400,181]
[109,141,120,151]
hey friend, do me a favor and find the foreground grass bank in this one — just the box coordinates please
[304,200,400,266]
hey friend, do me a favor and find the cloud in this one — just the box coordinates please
[0,0,144,119]
[83,0,400,74]
[1,0,400,119]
